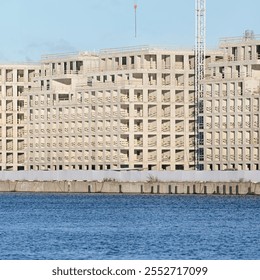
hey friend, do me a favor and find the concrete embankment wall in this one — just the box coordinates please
[0,170,260,182]
[0,181,259,195]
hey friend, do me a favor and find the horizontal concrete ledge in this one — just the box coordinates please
[0,181,259,195]
[0,170,260,183]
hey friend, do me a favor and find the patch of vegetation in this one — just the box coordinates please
[147,175,159,183]
[103,177,117,182]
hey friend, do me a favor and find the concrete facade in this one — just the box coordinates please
[0,64,40,171]
[200,32,260,171]
[0,32,260,172]
[24,48,222,171]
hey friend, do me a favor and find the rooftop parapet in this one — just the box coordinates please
[219,31,260,47]
[100,45,194,55]
[41,51,98,62]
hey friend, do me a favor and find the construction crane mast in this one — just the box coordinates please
[195,0,206,170]
[134,3,137,37]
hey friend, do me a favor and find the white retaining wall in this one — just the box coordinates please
[0,170,259,182]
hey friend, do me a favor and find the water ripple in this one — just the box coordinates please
[0,193,259,259]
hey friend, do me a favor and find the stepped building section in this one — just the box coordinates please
[201,33,260,170]
[0,33,259,171]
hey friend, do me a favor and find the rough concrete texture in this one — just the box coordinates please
[1,170,260,183]
[0,181,259,195]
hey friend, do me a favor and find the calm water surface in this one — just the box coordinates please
[0,193,259,259]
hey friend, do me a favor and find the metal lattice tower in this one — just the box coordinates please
[195,0,206,170]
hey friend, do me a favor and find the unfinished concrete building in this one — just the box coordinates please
[0,32,259,171]
[201,32,260,170]
[0,64,40,171]
[27,47,223,171]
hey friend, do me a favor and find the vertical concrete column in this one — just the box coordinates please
[2,67,6,82]
[13,69,17,83]
[143,72,148,86]
[24,69,28,83]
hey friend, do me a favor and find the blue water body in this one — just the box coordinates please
[0,193,259,260]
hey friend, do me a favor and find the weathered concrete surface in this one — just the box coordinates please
[1,170,260,183]
[0,181,259,195]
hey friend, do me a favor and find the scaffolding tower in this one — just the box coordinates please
[195,0,206,170]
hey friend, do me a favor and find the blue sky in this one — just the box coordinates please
[0,0,259,62]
